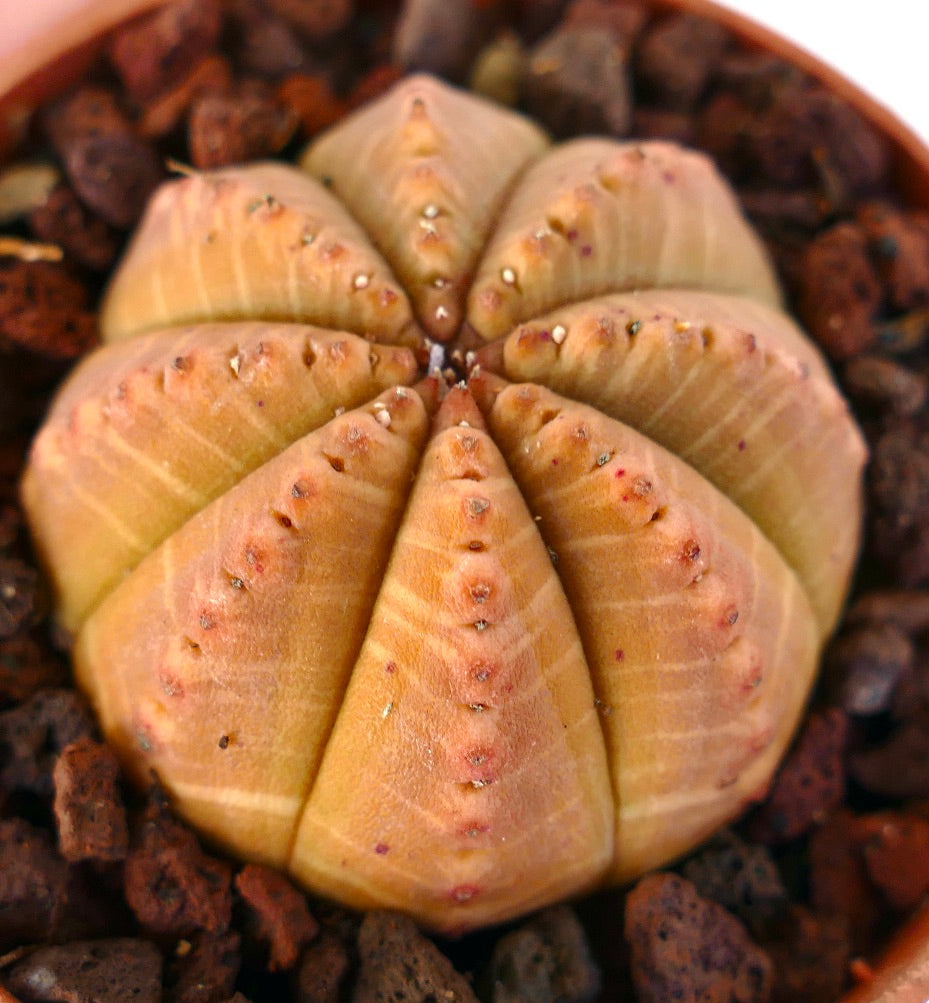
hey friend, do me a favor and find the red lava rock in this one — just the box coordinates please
[0,504,21,548]
[137,55,234,140]
[0,634,67,705]
[486,905,601,1002]
[631,106,695,144]
[796,221,882,360]
[43,87,129,154]
[123,793,233,938]
[345,64,408,110]
[846,588,929,635]
[522,25,632,138]
[352,911,479,1003]
[868,419,929,586]
[29,183,121,272]
[808,809,882,955]
[234,863,319,972]
[0,556,37,639]
[0,817,70,949]
[634,12,729,111]
[267,0,355,40]
[5,938,163,1003]
[0,258,98,360]
[512,0,569,43]
[713,50,804,109]
[0,689,95,802]
[41,87,164,230]
[563,0,649,47]
[681,829,788,937]
[53,737,129,863]
[824,623,915,717]
[294,930,350,1003]
[108,0,224,105]
[695,91,756,182]
[392,0,503,82]
[744,184,828,229]
[858,810,929,912]
[278,74,347,139]
[188,81,299,169]
[850,710,929,800]
[624,872,772,1003]
[763,906,851,1003]
[843,355,928,417]
[749,707,849,844]
[224,0,313,79]
[858,201,929,312]
[748,83,889,199]
[62,131,165,230]
[167,931,241,1003]
[0,305,98,360]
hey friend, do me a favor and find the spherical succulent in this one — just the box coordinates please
[21,74,865,934]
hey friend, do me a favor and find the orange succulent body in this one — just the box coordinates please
[21,75,865,933]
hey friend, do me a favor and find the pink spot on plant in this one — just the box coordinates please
[450,885,480,903]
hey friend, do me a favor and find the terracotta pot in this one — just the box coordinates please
[1,1,928,999]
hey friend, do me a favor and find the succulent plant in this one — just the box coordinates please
[21,75,865,933]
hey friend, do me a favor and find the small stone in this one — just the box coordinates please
[225,0,312,79]
[850,710,929,800]
[63,131,165,230]
[846,588,929,635]
[234,863,319,972]
[868,419,929,585]
[486,905,601,1002]
[168,930,241,1003]
[824,623,915,716]
[522,25,632,139]
[808,809,881,955]
[30,182,121,272]
[266,0,354,41]
[858,810,929,911]
[763,906,851,1003]
[0,689,96,802]
[6,938,163,1003]
[0,556,37,638]
[0,817,70,948]
[188,81,298,170]
[108,0,223,104]
[0,258,98,359]
[843,355,928,417]
[796,222,882,360]
[53,737,129,862]
[294,931,350,1003]
[681,829,788,937]
[624,872,772,1003]
[749,708,848,843]
[858,201,929,311]
[353,911,479,1003]
[634,12,729,112]
[124,792,233,937]
[0,634,67,703]
[393,0,502,82]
